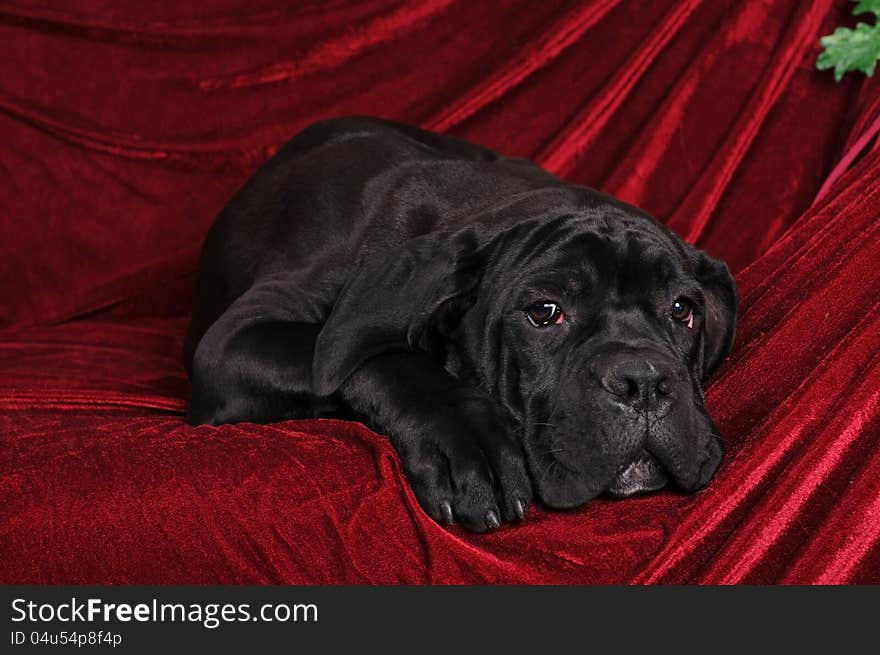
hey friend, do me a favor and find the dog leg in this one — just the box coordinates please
[187,280,326,425]
[338,350,533,531]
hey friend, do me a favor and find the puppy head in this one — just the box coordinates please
[467,208,736,507]
[314,198,737,509]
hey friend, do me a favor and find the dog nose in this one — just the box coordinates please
[600,358,672,411]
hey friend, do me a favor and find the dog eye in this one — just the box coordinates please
[525,302,564,328]
[671,298,695,329]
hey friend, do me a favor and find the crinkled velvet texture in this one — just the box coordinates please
[2,0,879,583]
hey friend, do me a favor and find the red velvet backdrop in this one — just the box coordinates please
[2,0,879,584]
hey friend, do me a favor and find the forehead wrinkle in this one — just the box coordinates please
[501,215,689,304]
[510,230,614,300]
[554,227,686,308]
[517,231,604,295]
[613,230,689,297]
[513,217,580,268]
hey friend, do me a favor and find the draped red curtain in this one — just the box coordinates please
[2,0,878,583]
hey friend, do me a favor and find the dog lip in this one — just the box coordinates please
[605,452,668,498]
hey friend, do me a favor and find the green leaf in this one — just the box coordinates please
[816,22,880,81]
[817,0,880,81]
[853,1,880,16]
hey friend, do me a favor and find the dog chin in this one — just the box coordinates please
[528,456,610,509]
[535,478,602,509]
[532,454,669,508]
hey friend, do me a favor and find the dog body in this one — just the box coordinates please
[185,117,736,532]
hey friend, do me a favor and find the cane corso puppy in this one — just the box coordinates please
[184,116,737,532]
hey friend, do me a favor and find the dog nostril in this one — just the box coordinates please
[624,377,641,399]
[600,372,625,397]
[600,360,673,409]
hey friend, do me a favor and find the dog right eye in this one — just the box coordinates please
[524,302,564,328]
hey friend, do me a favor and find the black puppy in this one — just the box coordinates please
[184,117,737,532]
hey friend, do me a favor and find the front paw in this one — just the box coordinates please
[393,406,533,532]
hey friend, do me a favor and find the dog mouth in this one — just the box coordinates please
[524,403,722,507]
[604,451,669,498]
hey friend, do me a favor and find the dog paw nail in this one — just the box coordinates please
[486,511,500,529]
[440,501,454,524]
[514,499,526,520]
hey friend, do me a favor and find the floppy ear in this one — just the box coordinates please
[684,243,738,380]
[312,230,483,396]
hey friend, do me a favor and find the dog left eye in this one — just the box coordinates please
[525,302,564,328]
[671,298,695,328]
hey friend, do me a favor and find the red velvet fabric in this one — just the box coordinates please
[2,0,879,584]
